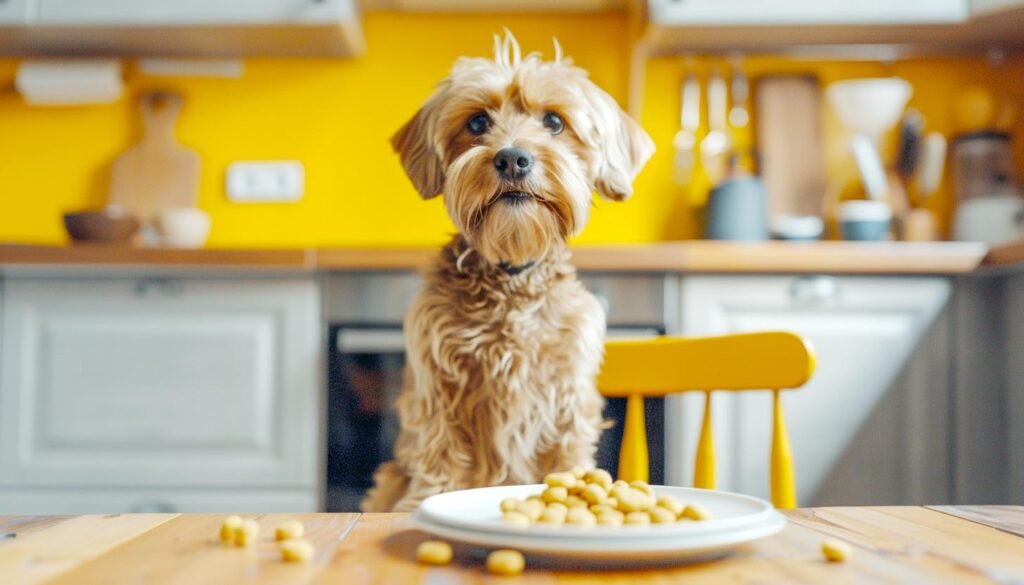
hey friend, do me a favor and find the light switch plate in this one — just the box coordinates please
[226,161,304,203]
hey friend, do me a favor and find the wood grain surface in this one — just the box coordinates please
[0,507,1021,584]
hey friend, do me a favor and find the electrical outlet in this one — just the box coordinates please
[226,161,304,202]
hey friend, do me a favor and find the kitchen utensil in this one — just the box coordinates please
[903,209,939,241]
[63,207,140,244]
[826,78,912,141]
[109,91,201,225]
[673,72,701,185]
[850,134,889,202]
[700,67,730,185]
[413,484,785,565]
[705,176,769,241]
[839,200,892,241]
[155,207,211,248]
[951,131,1015,202]
[755,75,826,219]
[915,132,947,199]
[896,109,924,185]
[771,214,824,241]
[728,63,749,128]
[953,194,1024,245]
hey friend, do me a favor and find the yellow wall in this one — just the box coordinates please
[1,12,1023,247]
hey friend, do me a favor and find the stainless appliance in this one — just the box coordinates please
[324,272,673,511]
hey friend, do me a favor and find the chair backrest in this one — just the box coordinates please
[596,331,816,509]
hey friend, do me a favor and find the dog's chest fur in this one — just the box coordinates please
[399,238,606,487]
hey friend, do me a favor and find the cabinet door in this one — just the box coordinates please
[37,0,350,25]
[0,0,33,24]
[648,0,967,25]
[671,276,951,505]
[0,277,320,489]
[0,487,315,514]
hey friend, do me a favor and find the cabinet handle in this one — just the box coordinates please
[789,276,838,304]
[134,279,185,298]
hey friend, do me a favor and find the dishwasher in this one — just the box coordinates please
[323,272,674,512]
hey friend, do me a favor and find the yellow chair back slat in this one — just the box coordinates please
[596,331,816,509]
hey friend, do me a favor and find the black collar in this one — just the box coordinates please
[497,260,536,276]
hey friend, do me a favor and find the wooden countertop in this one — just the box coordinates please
[2,507,1022,583]
[0,240,1004,274]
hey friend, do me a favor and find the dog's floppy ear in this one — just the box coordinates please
[587,88,655,202]
[392,94,445,200]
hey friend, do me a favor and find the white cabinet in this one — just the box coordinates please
[37,0,351,25]
[670,275,951,506]
[0,277,320,507]
[649,0,967,26]
[1,0,363,56]
[0,0,32,24]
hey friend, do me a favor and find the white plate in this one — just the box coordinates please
[412,484,786,563]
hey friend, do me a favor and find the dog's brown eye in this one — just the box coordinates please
[467,113,491,135]
[542,112,565,135]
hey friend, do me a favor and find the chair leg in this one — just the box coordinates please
[693,391,715,490]
[770,389,797,509]
[618,393,649,483]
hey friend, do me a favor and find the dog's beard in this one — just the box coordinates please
[445,145,590,267]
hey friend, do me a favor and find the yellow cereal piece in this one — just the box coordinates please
[822,538,853,562]
[613,486,651,512]
[544,472,577,489]
[487,549,526,576]
[589,504,614,515]
[584,469,613,490]
[280,538,315,563]
[581,483,607,505]
[570,466,586,479]
[502,511,530,528]
[219,515,242,543]
[566,507,597,527]
[624,511,651,526]
[603,497,618,509]
[649,506,677,524]
[542,486,568,504]
[520,498,545,521]
[656,495,684,517]
[538,508,566,525]
[416,540,453,565]
[629,480,654,497]
[596,509,625,526]
[565,495,588,509]
[275,520,304,542]
[546,502,568,515]
[234,519,260,547]
[612,479,629,490]
[682,503,713,521]
[500,497,522,513]
[526,495,545,504]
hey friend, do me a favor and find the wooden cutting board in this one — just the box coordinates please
[754,75,826,219]
[109,91,200,224]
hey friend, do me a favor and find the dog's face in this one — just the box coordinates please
[393,35,654,266]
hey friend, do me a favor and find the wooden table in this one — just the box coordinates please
[2,507,1023,584]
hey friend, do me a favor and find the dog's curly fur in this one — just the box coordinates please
[362,33,653,512]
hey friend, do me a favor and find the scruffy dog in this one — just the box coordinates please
[362,33,653,512]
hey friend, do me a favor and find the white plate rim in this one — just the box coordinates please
[416,484,779,540]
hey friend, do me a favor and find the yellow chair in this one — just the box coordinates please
[596,332,816,509]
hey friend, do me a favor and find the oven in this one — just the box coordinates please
[324,272,675,512]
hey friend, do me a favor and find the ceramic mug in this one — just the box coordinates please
[156,207,211,248]
[705,177,769,241]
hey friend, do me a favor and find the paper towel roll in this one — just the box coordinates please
[15,59,123,106]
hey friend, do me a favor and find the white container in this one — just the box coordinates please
[838,200,892,241]
[953,195,1024,245]
[156,207,211,248]
[826,78,912,139]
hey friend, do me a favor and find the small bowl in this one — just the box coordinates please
[771,214,824,241]
[63,208,140,244]
[839,200,892,241]
[156,207,211,248]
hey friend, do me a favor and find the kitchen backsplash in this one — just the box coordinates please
[1,12,1023,247]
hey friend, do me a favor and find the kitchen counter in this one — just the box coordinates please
[0,240,1004,274]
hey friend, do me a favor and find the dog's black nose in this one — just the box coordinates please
[493,147,534,180]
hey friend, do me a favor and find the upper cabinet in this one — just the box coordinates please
[0,0,364,57]
[645,0,1024,53]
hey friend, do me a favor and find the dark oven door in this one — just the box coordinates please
[326,324,664,512]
